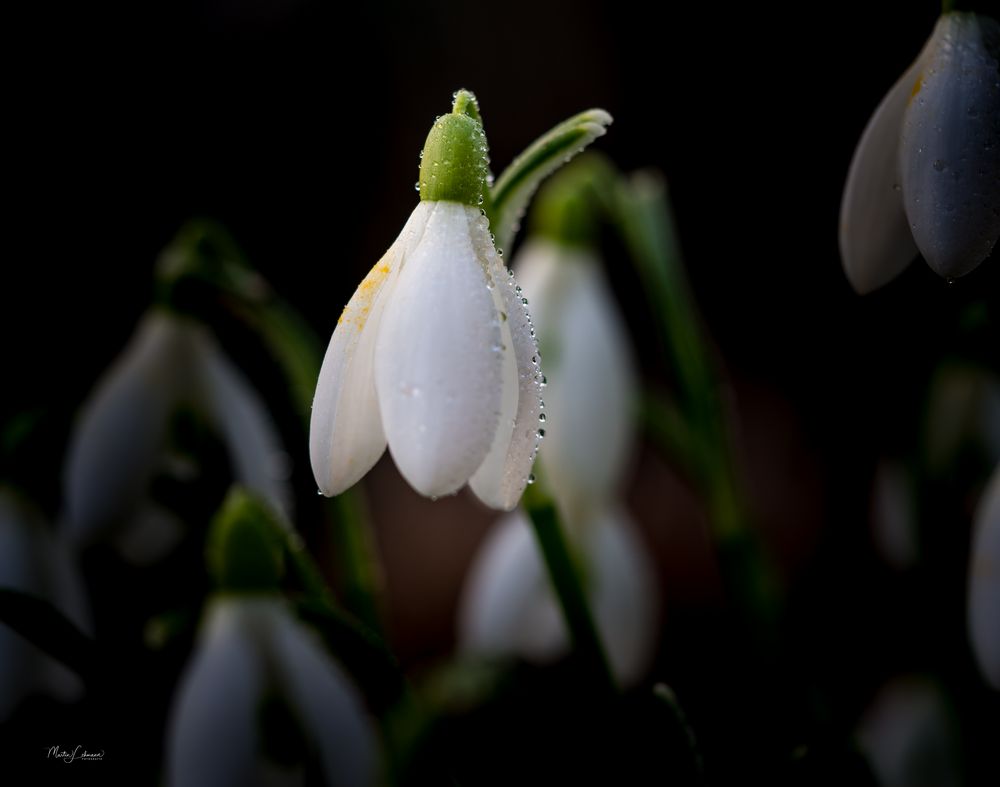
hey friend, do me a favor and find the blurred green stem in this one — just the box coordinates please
[618,174,780,642]
[522,479,617,694]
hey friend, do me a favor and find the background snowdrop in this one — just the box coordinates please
[840,10,1000,292]
[310,91,545,510]
[65,309,292,562]
[0,488,90,720]
[459,163,659,685]
[856,676,961,787]
[166,596,379,787]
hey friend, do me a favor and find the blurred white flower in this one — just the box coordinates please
[0,487,91,720]
[871,460,919,570]
[166,596,378,787]
[840,12,1000,292]
[309,201,543,510]
[969,463,1000,690]
[856,676,960,787]
[459,238,657,685]
[64,310,292,562]
[513,239,637,527]
[459,506,658,685]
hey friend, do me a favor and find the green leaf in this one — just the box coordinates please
[0,588,99,681]
[489,109,613,256]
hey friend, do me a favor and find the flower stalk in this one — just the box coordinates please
[521,478,617,694]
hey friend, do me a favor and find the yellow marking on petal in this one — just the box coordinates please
[336,251,395,333]
[909,75,924,103]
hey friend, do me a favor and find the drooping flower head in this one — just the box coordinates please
[310,90,545,510]
[840,11,1000,292]
[64,309,292,562]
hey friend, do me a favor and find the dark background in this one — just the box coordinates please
[4,0,1000,784]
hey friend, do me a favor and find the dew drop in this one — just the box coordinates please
[541,375,548,387]
[539,413,546,422]
[537,429,546,439]
[527,474,536,485]
[521,297,529,305]
[316,489,325,496]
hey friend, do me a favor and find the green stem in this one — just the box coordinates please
[521,481,616,693]
[618,173,781,641]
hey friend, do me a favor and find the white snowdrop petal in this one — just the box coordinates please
[310,253,395,496]
[310,203,435,497]
[969,465,1000,690]
[266,604,378,787]
[458,512,567,662]
[376,202,504,496]
[900,13,1000,280]
[469,227,544,510]
[64,312,192,546]
[588,507,659,686]
[193,331,293,517]
[856,677,960,787]
[517,243,637,526]
[167,599,266,787]
[839,57,924,293]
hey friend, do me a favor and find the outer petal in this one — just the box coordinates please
[265,602,379,787]
[310,204,433,496]
[969,465,1000,689]
[64,311,192,546]
[375,202,504,497]
[458,512,566,662]
[166,598,266,787]
[839,51,927,293]
[469,224,544,511]
[900,13,1000,280]
[856,677,960,787]
[514,241,637,528]
[192,328,293,517]
[458,507,659,686]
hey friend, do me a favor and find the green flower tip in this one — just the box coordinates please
[206,487,286,592]
[419,88,490,207]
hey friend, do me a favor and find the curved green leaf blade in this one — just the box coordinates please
[489,109,613,256]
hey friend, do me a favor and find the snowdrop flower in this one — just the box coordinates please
[166,596,378,787]
[65,309,291,562]
[513,237,638,527]
[459,506,657,685]
[0,487,91,720]
[969,463,1000,690]
[310,90,544,510]
[840,11,1000,292]
[459,186,657,685]
[856,676,960,787]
